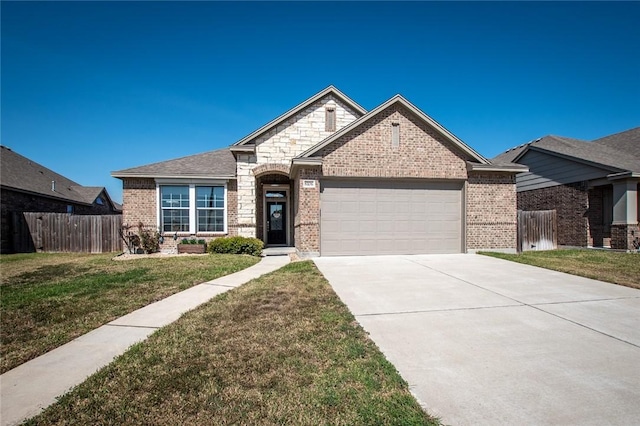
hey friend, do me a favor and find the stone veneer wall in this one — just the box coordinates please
[466,172,518,251]
[235,95,361,239]
[517,182,589,247]
[319,104,469,179]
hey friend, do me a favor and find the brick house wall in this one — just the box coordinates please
[517,182,589,247]
[320,104,469,179]
[121,177,239,253]
[122,178,156,229]
[294,167,321,254]
[466,173,517,250]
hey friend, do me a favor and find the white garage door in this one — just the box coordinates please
[321,180,463,256]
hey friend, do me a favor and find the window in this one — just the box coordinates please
[66,205,74,214]
[325,106,336,132]
[161,186,190,232]
[95,196,104,205]
[391,122,400,148]
[197,186,225,232]
[159,184,226,233]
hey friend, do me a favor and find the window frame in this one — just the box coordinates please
[156,180,228,235]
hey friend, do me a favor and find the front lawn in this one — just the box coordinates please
[25,261,438,425]
[481,249,640,289]
[0,252,259,373]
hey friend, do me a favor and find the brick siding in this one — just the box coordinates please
[466,173,518,250]
[294,167,321,253]
[517,182,589,247]
[320,104,471,178]
[122,178,156,229]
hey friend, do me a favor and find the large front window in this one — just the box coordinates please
[161,186,190,232]
[159,184,226,233]
[197,186,225,232]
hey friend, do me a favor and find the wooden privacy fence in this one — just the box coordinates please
[11,212,122,253]
[517,210,557,252]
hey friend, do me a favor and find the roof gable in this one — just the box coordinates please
[232,86,366,147]
[297,95,489,164]
[496,132,639,174]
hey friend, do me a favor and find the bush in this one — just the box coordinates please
[207,236,263,257]
[180,238,205,245]
[138,223,161,254]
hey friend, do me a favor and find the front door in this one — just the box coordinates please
[266,200,286,245]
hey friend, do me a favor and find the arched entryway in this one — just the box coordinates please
[255,170,293,246]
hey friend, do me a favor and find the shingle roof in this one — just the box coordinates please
[493,129,640,173]
[111,148,236,178]
[0,145,111,205]
[593,127,640,158]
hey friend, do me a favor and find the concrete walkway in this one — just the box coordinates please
[0,255,290,426]
[314,254,640,426]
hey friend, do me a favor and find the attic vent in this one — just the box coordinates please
[325,106,336,132]
[391,122,400,148]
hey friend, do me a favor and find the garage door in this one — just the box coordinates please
[321,180,463,256]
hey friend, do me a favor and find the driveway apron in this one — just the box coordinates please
[314,254,640,426]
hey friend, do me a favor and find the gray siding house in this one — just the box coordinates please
[494,128,639,250]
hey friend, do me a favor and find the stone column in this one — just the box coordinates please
[236,155,257,238]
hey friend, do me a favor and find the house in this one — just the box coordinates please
[493,127,639,250]
[112,86,527,256]
[0,146,122,253]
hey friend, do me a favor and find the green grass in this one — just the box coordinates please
[24,261,438,425]
[480,249,640,289]
[0,252,259,373]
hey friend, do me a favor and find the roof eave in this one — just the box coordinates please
[0,185,94,206]
[607,171,640,180]
[229,145,255,154]
[111,173,236,180]
[290,157,323,178]
[467,162,529,173]
[232,86,367,146]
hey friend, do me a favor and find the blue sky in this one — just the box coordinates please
[2,1,639,204]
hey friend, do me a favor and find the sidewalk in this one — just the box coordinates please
[0,255,290,426]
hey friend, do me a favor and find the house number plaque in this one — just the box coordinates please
[302,180,316,188]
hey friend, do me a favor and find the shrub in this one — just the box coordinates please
[180,238,206,245]
[207,236,263,257]
[138,223,161,254]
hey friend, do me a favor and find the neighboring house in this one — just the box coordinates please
[112,86,527,256]
[493,127,639,250]
[1,146,122,253]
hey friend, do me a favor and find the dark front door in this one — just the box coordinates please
[266,201,286,245]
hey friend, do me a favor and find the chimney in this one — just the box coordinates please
[52,180,56,192]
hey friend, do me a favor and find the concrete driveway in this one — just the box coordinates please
[313,254,640,426]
